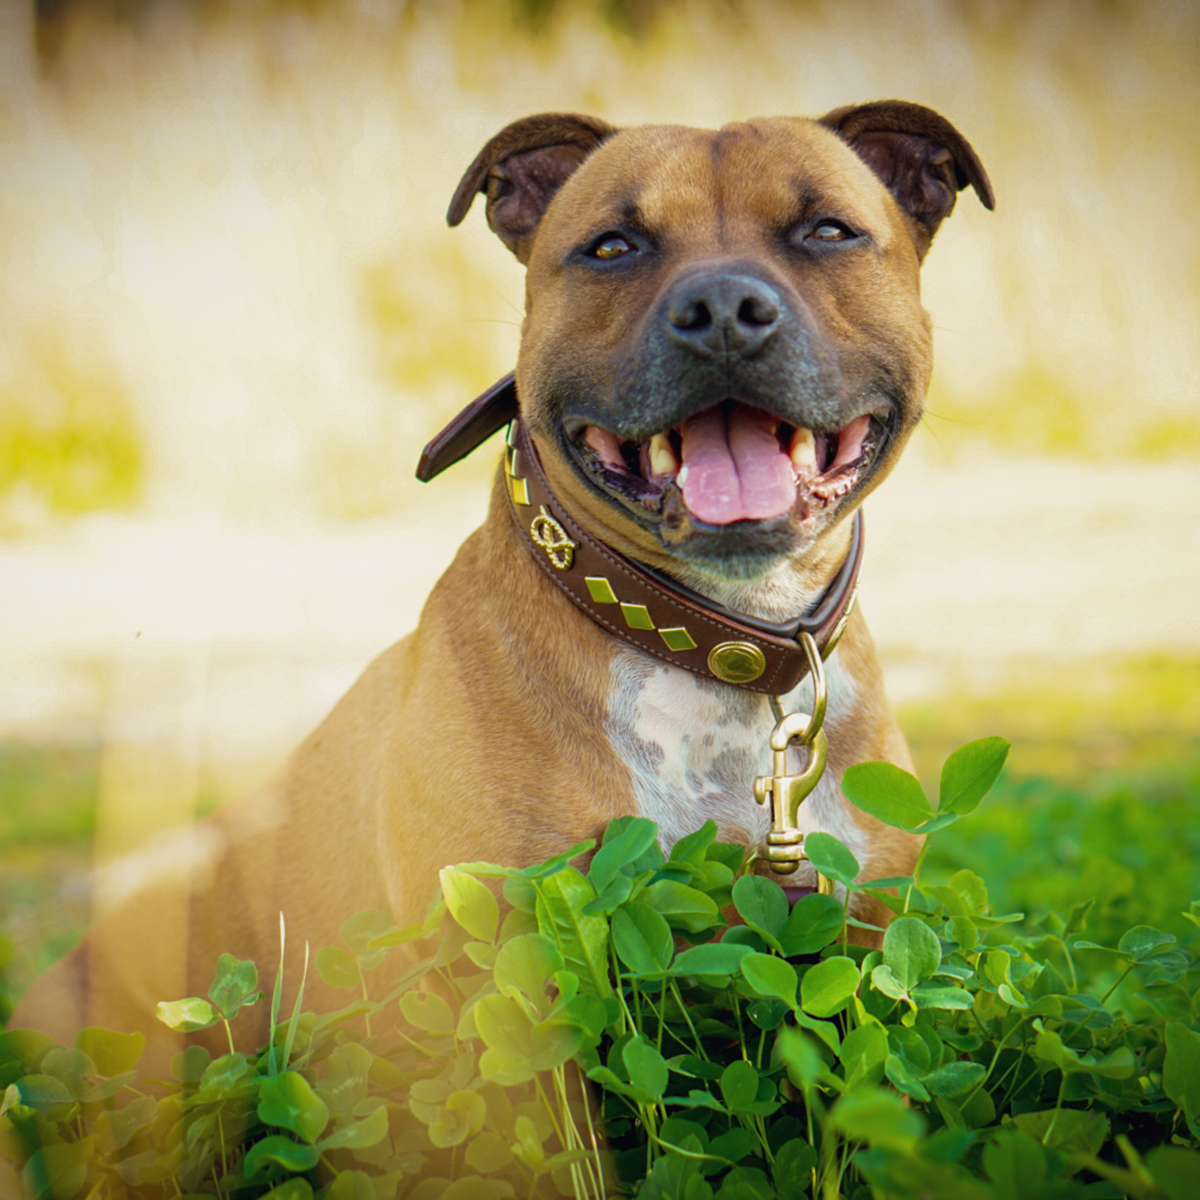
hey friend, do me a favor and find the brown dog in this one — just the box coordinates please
[12,103,992,1065]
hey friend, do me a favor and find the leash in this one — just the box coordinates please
[418,375,853,887]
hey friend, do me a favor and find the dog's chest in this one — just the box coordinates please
[604,646,870,870]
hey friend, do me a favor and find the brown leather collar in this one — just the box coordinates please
[505,420,861,695]
[417,372,519,483]
[417,373,862,696]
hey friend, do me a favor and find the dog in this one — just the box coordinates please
[11,102,992,1068]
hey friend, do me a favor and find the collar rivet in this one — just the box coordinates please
[708,641,767,684]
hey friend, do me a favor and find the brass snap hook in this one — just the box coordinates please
[753,632,834,887]
[753,725,829,874]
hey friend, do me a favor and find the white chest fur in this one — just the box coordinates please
[605,645,871,883]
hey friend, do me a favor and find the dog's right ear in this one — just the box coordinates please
[447,113,617,262]
[819,100,994,257]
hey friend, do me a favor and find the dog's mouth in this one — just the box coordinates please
[573,400,887,527]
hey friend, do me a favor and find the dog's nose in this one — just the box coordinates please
[666,273,782,358]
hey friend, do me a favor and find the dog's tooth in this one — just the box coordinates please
[649,431,679,478]
[676,463,690,488]
[789,427,817,473]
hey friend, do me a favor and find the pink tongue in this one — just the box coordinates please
[678,406,797,525]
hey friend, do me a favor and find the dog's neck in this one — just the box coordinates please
[502,417,862,697]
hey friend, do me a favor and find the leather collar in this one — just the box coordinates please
[418,373,862,696]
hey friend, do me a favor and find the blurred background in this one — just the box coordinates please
[2,0,1198,1013]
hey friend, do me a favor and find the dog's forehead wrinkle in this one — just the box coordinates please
[631,171,719,240]
[592,124,789,240]
[791,174,866,223]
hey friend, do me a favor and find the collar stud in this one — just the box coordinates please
[708,641,768,684]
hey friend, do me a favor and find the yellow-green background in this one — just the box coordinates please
[2,0,1197,1006]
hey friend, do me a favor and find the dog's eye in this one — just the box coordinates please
[590,234,634,260]
[809,221,854,243]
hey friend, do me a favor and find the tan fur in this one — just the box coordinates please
[13,107,991,1072]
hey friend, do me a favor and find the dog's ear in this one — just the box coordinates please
[819,100,994,255]
[447,113,617,262]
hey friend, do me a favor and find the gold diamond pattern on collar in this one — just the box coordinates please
[585,576,619,604]
[580,575,699,649]
[659,627,698,652]
[620,603,655,630]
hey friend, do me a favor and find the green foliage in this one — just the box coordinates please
[2,739,1198,1198]
[0,742,99,848]
[928,767,1200,953]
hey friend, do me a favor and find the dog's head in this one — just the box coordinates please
[449,104,992,599]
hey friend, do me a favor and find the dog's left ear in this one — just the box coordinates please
[448,113,618,262]
[820,100,994,256]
